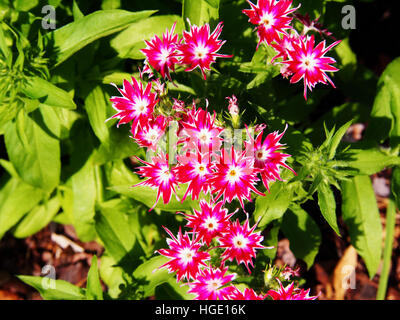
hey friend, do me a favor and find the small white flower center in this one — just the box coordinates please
[179,248,195,264]
[202,217,219,231]
[159,167,172,183]
[198,129,212,144]
[135,99,148,113]
[255,148,270,161]
[226,165,242,184]
[302,55,317,70]
[194,163,208,176]
[206,279,222,292]
[233,234,248,249]
[194,44,209,59]
[260,12,275,28]
[159,48,171,64]
[145,128,159,143]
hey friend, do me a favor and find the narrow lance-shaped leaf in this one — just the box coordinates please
[20,76,76,109]
[0,178,44,240]
[13,196,60,239]
[46,9,156,66]
[86,256,104,300]
[342,148,400,175]
[111,15,185,59]
[18,275,86,300]
[182,0,220,29]
[317,182,341,236]
[84,85,110,144]
[341,175,383,278]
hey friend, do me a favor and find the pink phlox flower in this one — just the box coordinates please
[243,0,298,48]
[267,280,318,300]
[226,95,239,116]
[283,34,341,100]
[187,267,237,300]
[109,77,158,132]
[179,107,224,156]
[218,218,266,273]
[229,287,267,300]
[141,22,181,81]
[245,125,295,191]
[175,152,213,201]
[181,200,235,246]
[271,31,302,63]
[177,22,232,79]
[209,146,265,209]
[157,226,210,282]
[134,153,179,211]
[132,115,166,151]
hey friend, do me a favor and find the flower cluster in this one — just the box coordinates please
[110,18,319,300]
[243,0,341,99]
[157,200,267,300]
[141,21,231,81]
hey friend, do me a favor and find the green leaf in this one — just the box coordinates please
[84,86,110,144]
[111,15,184,59]
[46,9,156,66]
[109,184,199,212]
[327,120,353,159]
[182,0,220,29]
[18,276,86,300]
[281,206,321,269]
[20,76,76,109]
[392,167,400,210]
[365,57,400,147]
[343,148,400,175]
[133,256,174,298]
[341,176,383,278]
[72,0,84,20]
[99,253,125,299]
[86,256,103,300]
[317,182,340,236]
[13,196,60,238]
[0,178,44,240]
[14,0,39,11]
[95,199,144,272]
[71,159,98,242]
[253,181,292,229]
[261,221,281,261]
[4,108,60,192]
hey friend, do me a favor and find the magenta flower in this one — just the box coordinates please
[132,115,166,151]
[245,126,295,191]
[267,281,318,300]
[109,77,158,131]
[283,35,341,99]
[243,0,298,48]
[218,218,265,273]
[209,147,264,209]
[175,153,213,201]
[141,22,181,81]
[188,267,236,300]
[134,154,179,211]
[177,22,232,79]
[271,31,302,63]
[181,200,235,246]
[157,227,210,282]
[180,107,224,156]
[226,95,239,117]
[230,287,267,300]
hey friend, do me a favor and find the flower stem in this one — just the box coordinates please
[376,195,397,300]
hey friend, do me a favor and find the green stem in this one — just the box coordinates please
[376,195,397,300]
